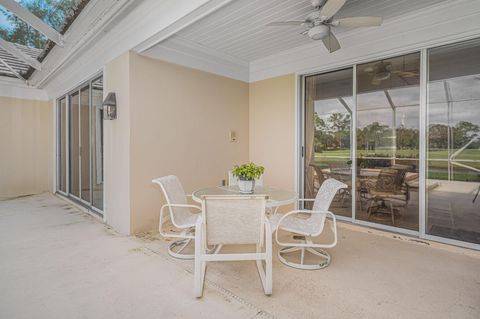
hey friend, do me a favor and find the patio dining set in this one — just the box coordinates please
[311,162,418,225]
[152,174,347,297]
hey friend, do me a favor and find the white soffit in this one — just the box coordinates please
[0,77,48,100]
[39,0,224,98]
[143,0,456,81]
[141,35,250,82]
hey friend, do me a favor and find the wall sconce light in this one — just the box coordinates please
[102,92,117,120]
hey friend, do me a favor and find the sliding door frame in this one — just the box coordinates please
[89,74,104,216]
[55,72,104,216]
[56,96,69,197]
[299,40,480,250]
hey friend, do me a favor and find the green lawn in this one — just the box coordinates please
[314,149,480,161]
[313,148,480,182]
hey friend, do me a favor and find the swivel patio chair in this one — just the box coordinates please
[328,162,355,208]
[363,168,408,225]
[194,195,272,297]
[152,175,201,259]
[270,178,347,270]
[227,170,269,213]
[309,163,326,198]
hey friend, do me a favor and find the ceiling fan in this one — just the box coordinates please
[364,60,420,85]
[364,61,392,85]
[266,0,383,53]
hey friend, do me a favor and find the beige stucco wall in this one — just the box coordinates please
[103,53,296,235]
[249,74,296,192]
[0,96,52,198]
[128,54,249,234]
[104,52,132,235]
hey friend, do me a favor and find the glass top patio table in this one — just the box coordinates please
[192,186,298,208]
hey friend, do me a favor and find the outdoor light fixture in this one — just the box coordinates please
[102,92,117,120]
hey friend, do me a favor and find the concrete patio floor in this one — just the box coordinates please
[1,194,479,319]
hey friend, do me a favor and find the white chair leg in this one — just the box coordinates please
[194,223,205,298]
[256,221,273,296]
[255,244,272,295]
[265,229,272,295]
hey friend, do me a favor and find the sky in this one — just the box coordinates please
[0,9,11,30]
[0,0,26,30]
[315,76,480,130]
[0,0,62,30]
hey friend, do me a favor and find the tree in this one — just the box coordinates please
[328,112,350,149]
[453,121,480,148]
[428,124,449,149]
[361,121,390,151]
[0,0,78,48]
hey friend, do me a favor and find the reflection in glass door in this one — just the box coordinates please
[427,39,480,245]
[57,75,104,214]
[304,68,353,218]
[356,53,420,231]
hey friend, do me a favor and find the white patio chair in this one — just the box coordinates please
[270,178,347,270]
[194,195,272,297]
[152,175,201,259]
[227,170,264,186]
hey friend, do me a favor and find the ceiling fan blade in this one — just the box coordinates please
[322,30,341,53]
[393,70,418,78]
[266,21,305,26]
[319,0,346,19]
[335,16,383,28]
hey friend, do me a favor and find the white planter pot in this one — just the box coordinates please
[238,179,255,194]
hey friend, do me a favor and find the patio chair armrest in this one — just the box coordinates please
[159,203,201,232]
[162,203,201,210]
[275,210,337,249]
[185,194,200,204]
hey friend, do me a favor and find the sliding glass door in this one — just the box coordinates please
[80,87,91,203]
[426,39,480,245]
[57,75,104,214]
[69,92,80,198]
[304,68,353,218]
[356,53,420,231]
[91,77,104,211]
[57,97,67,194]
[302,37,480,248]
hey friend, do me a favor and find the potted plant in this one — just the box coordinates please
[232,162,264,194]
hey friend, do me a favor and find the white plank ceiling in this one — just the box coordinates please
[156,0,448,62]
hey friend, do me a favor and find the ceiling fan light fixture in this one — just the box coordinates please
[266,0,383,53]
[373,71,391,82]
[307,25,329,40]
[311,0,326,8]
